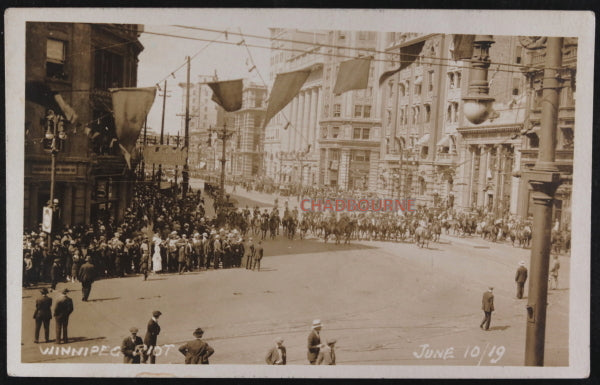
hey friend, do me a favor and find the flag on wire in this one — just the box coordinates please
[110,87,157,169]
[451,34,475,61]
[378,40,426,86]
[263,69,312,128]
[25,81,78,123]
[208,79,244,112]
[333,57,372,95]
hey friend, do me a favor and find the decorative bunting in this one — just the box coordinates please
[451,34,475,61]
[208,79,244,112]
[379,41,426,86]
[263,69,312,128]
[333,57,372,95]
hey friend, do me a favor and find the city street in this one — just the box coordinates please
[20,182,570,366]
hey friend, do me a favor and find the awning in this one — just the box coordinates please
[416,133,430,146]
[414,75,423,85]
[437,134,451,147]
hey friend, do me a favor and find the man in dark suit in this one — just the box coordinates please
[121,327,144,364]
[265,337,286,365]
[33,288,52,343]
[245,238,255,270]
[480,287,494,331]
[515,261,528,299]
[78,256,97,301]
[252,241,263,271]
[178,328,215,364]
[143,310,161,364]
[307,319,322,364]
[54,288,74,344]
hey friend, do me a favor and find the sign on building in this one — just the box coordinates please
[42,206,53,233]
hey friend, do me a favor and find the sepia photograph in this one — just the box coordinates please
[5,8,593,378]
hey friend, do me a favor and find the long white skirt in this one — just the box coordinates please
[152,248,162,272]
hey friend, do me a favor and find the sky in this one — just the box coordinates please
[137,25,271,136]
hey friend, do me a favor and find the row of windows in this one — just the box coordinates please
[319,126,371,140]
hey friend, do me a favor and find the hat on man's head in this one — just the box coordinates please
[312,319,322,328]
[85,256,91,262]
[275,337,284,344]
[129,327,139,333]
[327,338,337,345]
[40,288,49,295]
[488,286,494,291]
[152,310,162,317]
[519,261,526,266]
[62,288,70,294]
[193,328,204,337]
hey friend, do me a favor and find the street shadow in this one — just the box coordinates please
[426,247,443,251]
[22,295,32,299]
[146,278,168,281]
[255,267,277,272]
[88,297,120,302]
[64,336,107,343]
[488,325,510,331]
[473,246,490,249]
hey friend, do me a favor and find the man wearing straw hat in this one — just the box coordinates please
[121,327,144,364]
[178,328,214,364]
[307,319,322,364]
[515,261,528,299]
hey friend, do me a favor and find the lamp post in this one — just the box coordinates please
[44,110,67,253]
[208,123,235,204]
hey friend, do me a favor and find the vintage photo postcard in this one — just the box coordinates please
[5,8,593,378]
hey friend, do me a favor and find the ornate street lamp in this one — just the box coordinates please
[463,35,496,124]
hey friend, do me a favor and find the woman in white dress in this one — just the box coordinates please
[152,233,163,273]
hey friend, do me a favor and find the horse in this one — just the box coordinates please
[299,217,310,240]
[414,225,432,248]
[431,222,442,242]
[269,214,280,240]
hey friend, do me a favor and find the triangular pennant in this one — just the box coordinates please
[451,34,475,61]
[379,40,426,86]
[263,69,312,128]
[208,79,244,112]
[333,57,372,95]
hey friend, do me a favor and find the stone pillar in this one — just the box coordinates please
[467,146,476,208]
[494,145,503,214]
[289,96,298,152]
[309,87,318,153]
[314,87,322,153]
[477,145,488,207]
[339,149,351,190]
[368,150,380,192]
[303,89,311,153]
[295,92,305,152]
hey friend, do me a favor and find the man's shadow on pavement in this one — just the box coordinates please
[87,297,120,302]
[488,325,510,331]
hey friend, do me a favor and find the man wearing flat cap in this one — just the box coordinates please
[33,288,52,343]
[54,288,74,344]
[178,328,215,364]
[121,327,144,364]
[143,310,162,364]
[265,337,286,365]
[515,261,528,299]
[307,319,322,364]
[480,287,495,331]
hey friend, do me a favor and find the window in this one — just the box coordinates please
[353,127,362,139]
[448,73,455,89]
[388,82,394,99]
[363,105,371,118]
[515,46,523,64]
[424,104,431,123]
[398,109,404,126]
[332,126,340,138]
[333,104,341,117]
[415,83,422,95]
[321,127,328,138]
[330,149,340,160]
[46,39,67,79]
[455,72,461,88]
[339,32,346,40]
[413,106,420,124]
[94,48,124,89]
[362,128,370,139]
[428,71,434,92]
[512,77,521,96]
[354,105,362,117]
[398,83,405,97]
[324,104,329,117]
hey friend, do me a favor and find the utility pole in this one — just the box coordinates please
[157,79,170,185]
[141,118,147,181]
[182,56,191,198]
[175,131,180,190]
[524,37,563,366]
[209,123,235,205]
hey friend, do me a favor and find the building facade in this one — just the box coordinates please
[24,22,144,230]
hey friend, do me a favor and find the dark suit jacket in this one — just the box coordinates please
[54,296,74,320]
[255,245,264,260]
[78,262,96,283]
[34,295,52,320]
[307,330,321,362]
[515,266,528,283]
[121,335,144,363]
[144,319,161,346]
[265,345,286,365]
[482,291,494,312]
[178,338,214,364]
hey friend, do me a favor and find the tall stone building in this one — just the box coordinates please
[24,22,144,230]
[318,30,385,191]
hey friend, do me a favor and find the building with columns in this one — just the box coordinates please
[318,30,385,191]
[264,29,327,186]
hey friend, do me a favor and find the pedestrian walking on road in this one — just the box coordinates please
[515,261,528,299]
[245,238,255,270]
[33,288,52,343]
[140,237,150,280]
[480,287,494,331]
[78,256,97,301]
[252,240,263,271]
[307,319,322,364]
[143,310,161,364]
[121,327,144,363]
[54,288,74,344]
[178,327,214,364]
[550,255,560,289]
[50,257,61,291]
[265,337,286,365]
[317,339,337,365]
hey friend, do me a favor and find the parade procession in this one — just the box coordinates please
[9,10,589,375]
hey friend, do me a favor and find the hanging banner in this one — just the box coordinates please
[42,206,53,233]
